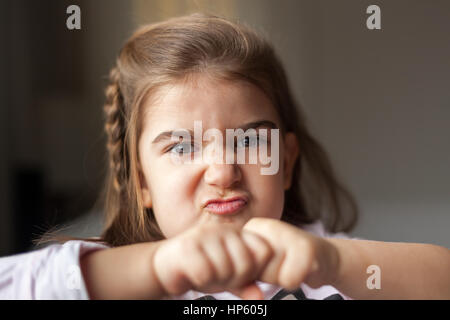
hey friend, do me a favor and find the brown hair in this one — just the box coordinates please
[38,13,358,247]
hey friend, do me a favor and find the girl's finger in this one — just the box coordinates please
[241,231,274,277]
[200,236,233,283]
[258,249,286,285]
[223,232,256,288]
[181,243,216,289]
[229,282,264,300]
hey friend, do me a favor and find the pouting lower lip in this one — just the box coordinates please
[205,199,247,215]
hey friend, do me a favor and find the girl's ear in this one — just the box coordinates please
[283,132,300,190]
[138,163,152,208]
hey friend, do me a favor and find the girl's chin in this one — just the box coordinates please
[206,212,250,228]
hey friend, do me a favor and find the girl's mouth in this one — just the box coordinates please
[204,197,247,215]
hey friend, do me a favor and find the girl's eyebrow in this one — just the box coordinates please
[151,120,279,144]
[239,120,278,132]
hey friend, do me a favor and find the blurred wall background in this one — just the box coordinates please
[0,0,449,255]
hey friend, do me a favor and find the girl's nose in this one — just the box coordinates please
[203,163,242,189]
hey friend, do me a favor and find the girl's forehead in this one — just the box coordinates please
[141,76,281,131]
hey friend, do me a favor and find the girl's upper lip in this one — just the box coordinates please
[203,196,248,208]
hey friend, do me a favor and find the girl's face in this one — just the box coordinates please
[138,75,299,238]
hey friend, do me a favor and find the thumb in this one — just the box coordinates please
[229,282,264,300]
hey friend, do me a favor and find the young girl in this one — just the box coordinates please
[1,13,449,300]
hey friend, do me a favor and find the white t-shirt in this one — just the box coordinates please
[0,221,354,300]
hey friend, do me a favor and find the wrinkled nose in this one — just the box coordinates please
[203,163,242,189]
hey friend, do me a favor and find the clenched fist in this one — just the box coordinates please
[152,222,274,299]
[152,218,340,299]
[243,218,340,290]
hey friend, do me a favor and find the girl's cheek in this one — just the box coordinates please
[161,167,197,198]
[247,166,284,219]
[152,171,198,238]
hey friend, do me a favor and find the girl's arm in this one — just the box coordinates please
[242,217,450,300]
[327,238,450,299]
[81,223,271,300]
[80,241,167,299]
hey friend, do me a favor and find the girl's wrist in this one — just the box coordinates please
[147,240,171,299]
[303,237,341,288]
[136,240,172,299]
[324,238,346,288]
[81,241,171,300]
[323,238,341,287]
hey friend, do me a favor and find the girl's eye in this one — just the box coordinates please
[168,142,198,154]
[236,135,267,148]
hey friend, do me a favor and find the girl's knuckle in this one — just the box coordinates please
[192,264,213,287]
[220,257,234,279]
[260,244,273,262]
[279,270,302,291]
[182,239,200,253]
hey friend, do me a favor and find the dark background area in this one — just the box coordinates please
[0,0,121,254]
[1,0,449,256]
